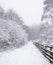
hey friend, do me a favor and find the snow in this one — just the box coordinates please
[0,41,52,65]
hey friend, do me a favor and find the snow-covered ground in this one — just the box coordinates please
[0,41,52,65]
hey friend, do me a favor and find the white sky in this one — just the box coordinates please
[0,0,43,26]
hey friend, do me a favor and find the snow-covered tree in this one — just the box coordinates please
[0,6,28,51]
[5,9,23,25]
[41,0,53,45]
[41,0,53,24]
[0,6,4,18]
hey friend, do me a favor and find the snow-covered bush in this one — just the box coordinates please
[0,19,28,51]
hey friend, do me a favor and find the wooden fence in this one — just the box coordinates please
[33,42,53,63]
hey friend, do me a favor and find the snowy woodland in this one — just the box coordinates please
[0,0,53,51]
[28,0,53,45]
[0,0,53,65]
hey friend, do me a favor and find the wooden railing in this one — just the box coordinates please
[33,42,53,63]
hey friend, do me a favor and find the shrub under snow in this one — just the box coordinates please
[0,19,28,51]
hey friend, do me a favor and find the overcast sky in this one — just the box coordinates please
[0,0,43,26]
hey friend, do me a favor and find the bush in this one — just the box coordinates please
[0,19,28,51]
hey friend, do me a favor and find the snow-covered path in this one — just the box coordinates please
[0,41,52,65]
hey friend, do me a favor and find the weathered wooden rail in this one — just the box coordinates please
[33,42,53,63]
